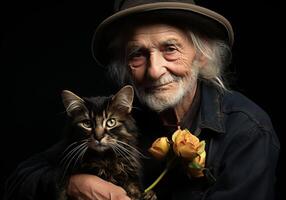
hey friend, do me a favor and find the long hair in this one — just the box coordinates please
[189,31,232,90]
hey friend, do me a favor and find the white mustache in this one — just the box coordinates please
[145,73,181,88]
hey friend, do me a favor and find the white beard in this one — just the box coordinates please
[133,63,200,112]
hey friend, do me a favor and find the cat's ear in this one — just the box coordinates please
[61,90,85,116]
[110,85,134,113]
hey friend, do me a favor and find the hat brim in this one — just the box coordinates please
[92,2,234,67]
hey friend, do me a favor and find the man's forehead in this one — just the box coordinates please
[127,27,186,47]
[127,37,180,48]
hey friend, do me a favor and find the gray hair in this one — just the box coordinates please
[189,31,232,91]
[106,28,232,91]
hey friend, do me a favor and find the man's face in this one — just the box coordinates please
[126,24,200,112]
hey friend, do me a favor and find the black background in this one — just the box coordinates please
[1,0,283,199]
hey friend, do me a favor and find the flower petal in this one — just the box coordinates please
[197,141,206,155]
[148,137,170,160]
[175,144,198,160]
[187,150,206,177]
[172,129,200,160]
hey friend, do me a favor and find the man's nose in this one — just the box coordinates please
[147,52,166,80]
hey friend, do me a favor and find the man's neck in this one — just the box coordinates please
[159,83,198,127]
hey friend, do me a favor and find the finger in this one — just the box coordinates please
[109,193,131,200]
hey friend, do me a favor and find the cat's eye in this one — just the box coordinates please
[80,120,92,129]
[106,118,116,128]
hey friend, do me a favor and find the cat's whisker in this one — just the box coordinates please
[71,145,88,172]
[111,144,136,163]
[60,145,87,177]
[60,141,88,167]
[111,146,138,172]
[61,139,89,158]
[60,142,87,176]
[79,146,88,164]
[113,143,141,166]
[110,145,123,159]
[115,145,136,161]
[60,139,89,159]
[61,141,78,155]
[61,143,88,182]
[116,140,149,159]
[111,144,138,170]
[114,143,140,162]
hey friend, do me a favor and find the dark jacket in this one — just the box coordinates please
[3,82,280,200]
[138,82,280,200]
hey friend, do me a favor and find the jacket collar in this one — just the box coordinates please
[198,82,226,134]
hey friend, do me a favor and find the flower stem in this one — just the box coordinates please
[144,157,176,193]
[144,167,169,193]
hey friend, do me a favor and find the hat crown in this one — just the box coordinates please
[114,0,196,12]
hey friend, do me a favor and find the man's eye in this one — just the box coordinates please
[106,118,117,128]
[164,45,177,53]
[130,51,144,58]
[128,51,147,67]
[163,45,180,61]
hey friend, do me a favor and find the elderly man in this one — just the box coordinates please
[4,1,280,200]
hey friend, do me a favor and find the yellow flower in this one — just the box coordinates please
[172,129,206,177]
[148,137,170,160]
[188,150,206,177]
[172,129,200,160]
[145,128,207,193]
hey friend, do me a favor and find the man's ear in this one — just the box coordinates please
[109,85,134,114]
[196,53,208,68]
[61,90,85,116]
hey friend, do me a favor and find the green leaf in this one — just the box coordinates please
[197,140,205,154]
[188,161,202,169]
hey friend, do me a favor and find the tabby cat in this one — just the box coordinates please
[58,85,156,200]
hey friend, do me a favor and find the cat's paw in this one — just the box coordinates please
[142,190,157,200]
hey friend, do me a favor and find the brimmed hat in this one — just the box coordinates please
[92,0,234,67]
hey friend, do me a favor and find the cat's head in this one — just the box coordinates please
[61,85,136,153]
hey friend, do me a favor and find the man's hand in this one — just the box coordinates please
[67,174,131,200]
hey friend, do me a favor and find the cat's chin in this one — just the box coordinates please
[89,143,110,153]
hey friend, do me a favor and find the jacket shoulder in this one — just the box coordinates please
[222,90,275,134]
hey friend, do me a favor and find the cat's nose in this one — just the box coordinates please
[93,139,100,145]
[93,133,104,143]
